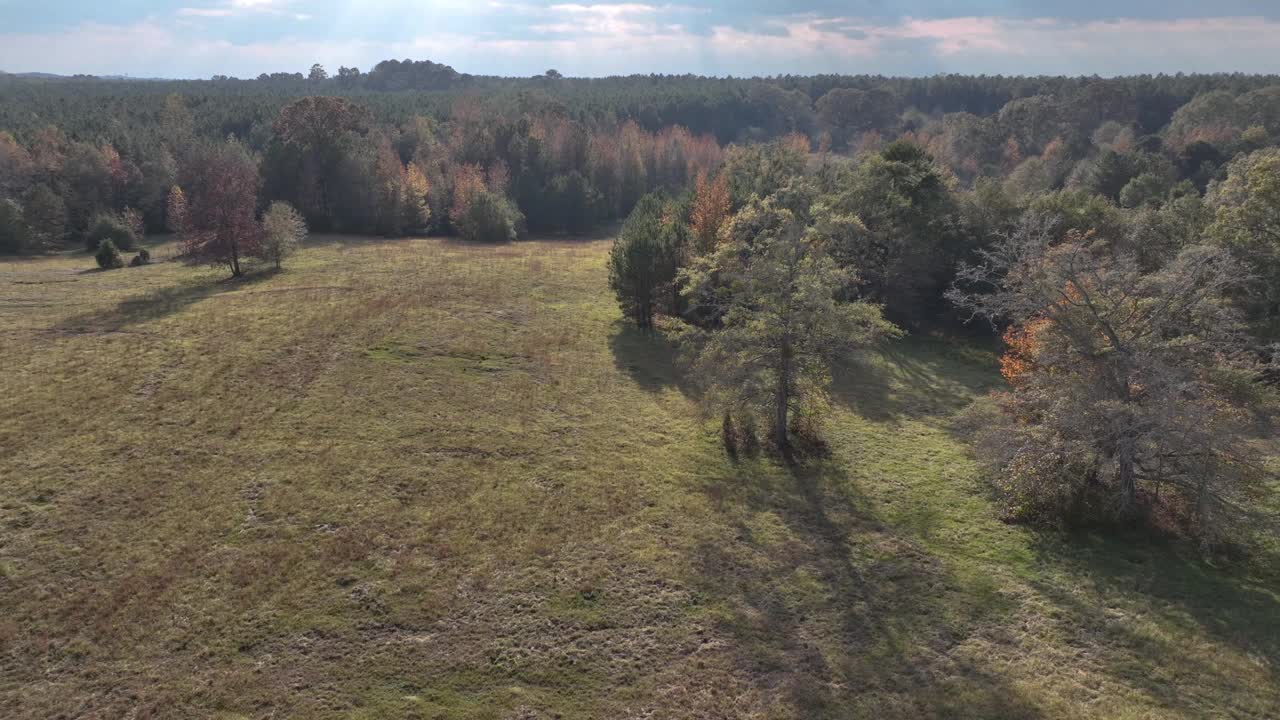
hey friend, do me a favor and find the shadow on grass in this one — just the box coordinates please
[54,268,277,333]
[1026,529,1280,708]
[607,320,702,399]
[692,330,1278,716]
[690,456,1043,719]
[831,334,1001,423]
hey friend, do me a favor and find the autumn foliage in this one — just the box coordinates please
[181,142,262,276]
[690,170,730,253]
[998,317,1049,385]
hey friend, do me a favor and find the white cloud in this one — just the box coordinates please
[177,8,235,17]
[177,0,300,19]
[230,0,291,8]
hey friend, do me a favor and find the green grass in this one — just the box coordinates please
[1,236,1277,718]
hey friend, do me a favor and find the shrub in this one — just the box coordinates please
[456,190,522,243]
[95,239,124,269]
[86,212,140,252]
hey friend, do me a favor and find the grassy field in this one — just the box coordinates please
[2,236,1278,719]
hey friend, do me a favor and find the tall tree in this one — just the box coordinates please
[822,140,965,323]
[271,96,371,229]
[683,197,899,448]
[816,87,898,149]
[0,131,34,199]
[690,170,731,253]
[0,199,32,254]
[608,193,681,328]
[165,185,188,235]
[182,142,262,277]
[1208,148,1280,326]
[20,184,66,248]
[950,215,1266,538]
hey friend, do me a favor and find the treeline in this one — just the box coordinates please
[0,89,724,255]
[2,62,1279,255]
[6,64,1276,141]
[608,135,1279,546]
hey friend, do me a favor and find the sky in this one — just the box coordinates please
[1,1,1279,79]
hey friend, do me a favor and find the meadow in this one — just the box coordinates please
[1,236,1277,719]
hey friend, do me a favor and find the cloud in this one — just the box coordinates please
[230,0,291,8]
[1,12,1279,78]
[178,0,300,19]
[177,8,236,17]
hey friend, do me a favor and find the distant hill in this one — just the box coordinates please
[0,71,167,81]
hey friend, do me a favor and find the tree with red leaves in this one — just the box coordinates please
[182,141,262,277]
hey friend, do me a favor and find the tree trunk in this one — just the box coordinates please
[774,346,791,449]
[1117,444,1137,517]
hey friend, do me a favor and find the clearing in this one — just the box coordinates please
[1,237,1277,719]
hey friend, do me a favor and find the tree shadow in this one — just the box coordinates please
[688,457,1044,719]
[830,335,1000,424]
[1025,529,1280,704]
[303,233,417,249]
[54,268,277,334]
[607,320,701,399]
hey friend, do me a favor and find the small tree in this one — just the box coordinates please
[682,197,899,449]
[85,212,140,252]
[455,189,521,243]
[608,193,681,328]
[165,185,188,235]
[95,238,124,269]
[261,201,307,269]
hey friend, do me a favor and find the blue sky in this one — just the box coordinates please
[1,0,1278,78]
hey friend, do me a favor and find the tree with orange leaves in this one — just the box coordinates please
[997,317,1048,385]
[689,170,730,253]
[448,163,487,230]
[951,214,1266,542]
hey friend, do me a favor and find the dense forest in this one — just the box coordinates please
[2,60,1279,545]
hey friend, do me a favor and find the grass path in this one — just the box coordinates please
[1,236,1277,718]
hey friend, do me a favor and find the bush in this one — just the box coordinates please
[456,190,523,243]
[95,239,124,269]
[86,213,140,252]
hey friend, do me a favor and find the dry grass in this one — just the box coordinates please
[1,235,1277,719]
